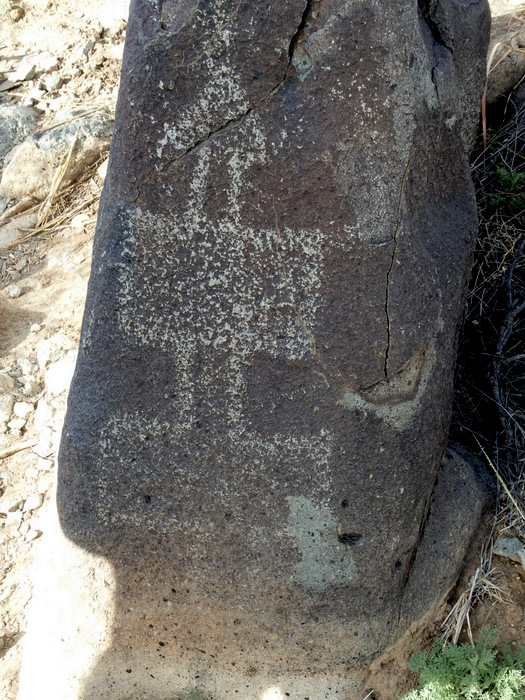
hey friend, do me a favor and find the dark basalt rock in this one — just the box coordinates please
[19,1,491,698]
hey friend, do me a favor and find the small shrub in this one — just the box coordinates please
[400,629,525,699]
[491,168,525,211]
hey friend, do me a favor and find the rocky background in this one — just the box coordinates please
[0,1,524,699]
[0,1,127,697]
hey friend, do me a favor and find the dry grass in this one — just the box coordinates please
[0,145,106,287]
[447,96,525,641]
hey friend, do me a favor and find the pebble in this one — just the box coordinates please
[493,535,525,571]
[37,54,59,73]
[7,417,26,431]
[45,350,77,396]
[5,511,23,529]
[0,395,15,425]
[81,40,94,57]
[29,324,41,333]
[0,374,16,393]
[9,428,22,438]
[13,402,33,419]
[18,522,29,537]
[0,499,22,515]
[9,6,24,21]
[7,284,21,298]
[41,74,63,92]
[32,430,54,459]
[97,158,108,181]
[10,63,36,83]
[25,529,41,542]
[37,333,76,370]
[110,43,125,61]
[16,358,34,376]
[36,457,53,471]
[21,378,42,397]
[33,399,55,431]
[108,19,126,39]
[22,494,43,512]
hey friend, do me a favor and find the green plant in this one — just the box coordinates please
[400,629,525,699]
[489,168,525,212]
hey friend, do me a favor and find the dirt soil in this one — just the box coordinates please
[0,2,524,700]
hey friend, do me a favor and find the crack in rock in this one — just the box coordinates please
[384,155,411,378]
[135,1,322,199]
[417,0,454,53]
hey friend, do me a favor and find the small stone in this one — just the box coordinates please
[70,213,90,229]
[37,474,53,493]
[108,19,126,39]
[30,324,41,333]
[37,333,76,370]
[97,158,108,181]
[82,40,94,57]
[45,350,77,396]
[9,428,22,438]
[17,358,34,376]
[11,63,36,82]
[0,395,14,424]
[33,399,55,431]
[13,402,33,419]
[25,529,41,542]
[36,457,53,471]
[23,493,43,512]
[89,46,106,68]
[41,74,63,92]
[18,522,30,537]
[27,88,46,101]
[110,43,125,61]
[37,54,59,74]
[0,80,16,93]
[32,430,54,459]
[7,284,21,298]
[0,374,16,393]
[47,96,67,112]
[7,417,25,431]
[493,536,525,566]
[21,379,42,397]
[9,6,25,21]
[0,498,22,514]
[5,511,23,529]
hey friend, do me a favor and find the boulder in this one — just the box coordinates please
[0,108,113,201]
[486,7,525,108]
[0,104,38,165]
[19,1,491,699]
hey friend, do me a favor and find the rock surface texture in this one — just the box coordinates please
[19,1,490,699]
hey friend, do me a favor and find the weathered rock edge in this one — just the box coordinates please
[19,0,490,698]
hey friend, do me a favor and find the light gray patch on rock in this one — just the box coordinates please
[287,496,357,592]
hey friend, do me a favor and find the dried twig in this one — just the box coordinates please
[0,440,38,461]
